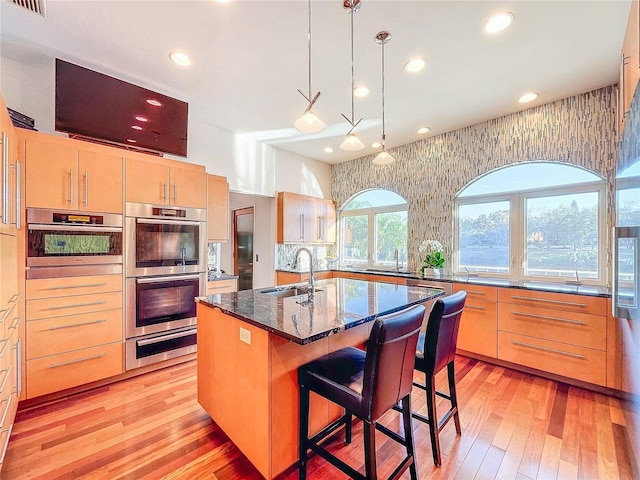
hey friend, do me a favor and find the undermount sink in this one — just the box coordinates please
[259,286,321,299]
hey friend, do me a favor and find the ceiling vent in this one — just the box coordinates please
[11,0,46,16]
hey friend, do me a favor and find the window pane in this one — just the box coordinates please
[374,211,408,267]
[459,201,510,273]
[458,162,602,197]
[526,192,599,279]
[343,189,407,210]
[342,215,369,265]
[617,183,640,227]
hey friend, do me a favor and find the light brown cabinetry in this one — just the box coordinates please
[619,0,639,133]
[497,288,607,386]
[207,174,229,242]
[25,274,123,398]
[206,278,237,295]
[24,133,123,213]
[125,156,206,209]
[454,284,497,358]
[277,192,336,244]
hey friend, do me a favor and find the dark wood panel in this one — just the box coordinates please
[2,357,638,479]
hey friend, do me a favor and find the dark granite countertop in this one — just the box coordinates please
[275,268,611,298]
[198,278,445,345]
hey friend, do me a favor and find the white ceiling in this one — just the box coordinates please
[0,0,631,165]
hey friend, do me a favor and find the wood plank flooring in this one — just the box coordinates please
[3,356,639,479]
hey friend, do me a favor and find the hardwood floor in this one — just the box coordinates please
[3,356,639,479]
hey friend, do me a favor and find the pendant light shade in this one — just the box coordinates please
[372,30,395,165]
[340,133,366,151]
[339,0,364,151]
[295,0,324,134]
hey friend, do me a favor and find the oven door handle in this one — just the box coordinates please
[28,224,123,233]
[136,218,201,227]
[137,329,196,346]
[137,274,202,284]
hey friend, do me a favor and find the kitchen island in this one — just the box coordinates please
[196,278,444,479]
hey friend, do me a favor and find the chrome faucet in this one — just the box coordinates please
[292,247,315,301]
[394,248,399,271]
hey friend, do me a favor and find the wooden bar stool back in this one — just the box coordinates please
[298,304,426,480]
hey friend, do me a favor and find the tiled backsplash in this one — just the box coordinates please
[275,244,337,271]
[207,242,220,272]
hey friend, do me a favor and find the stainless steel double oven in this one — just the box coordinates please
[124,202,207,370]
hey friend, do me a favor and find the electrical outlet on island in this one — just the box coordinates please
[239,327,252,345]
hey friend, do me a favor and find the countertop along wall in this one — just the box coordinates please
[332,86,618,273]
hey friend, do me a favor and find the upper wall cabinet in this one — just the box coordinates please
[24,132,123,214]
[125,156,206,209]
[207,174,229,242]
[0,94,20,235]
[277,191,336,244]
[619,0,640,134]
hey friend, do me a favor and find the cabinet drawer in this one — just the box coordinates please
[27,291,122,321]
[457,299,497,358]
[27,274,122,300]
[454,283,497,302]
[499,304,606,351]
[498,331,606,386]
[27,309,123,359]
[206,279,237,295]
[27,342,123,398]
[498,288,606,316]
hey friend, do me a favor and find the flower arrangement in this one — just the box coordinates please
[419,240,445,273]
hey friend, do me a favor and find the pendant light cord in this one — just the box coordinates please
[381,36,386,149]
[349,3,355,124]
[307,0,312,99]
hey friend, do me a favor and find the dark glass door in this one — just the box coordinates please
[234,207,254,291]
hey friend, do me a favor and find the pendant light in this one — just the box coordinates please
[294,0,324,134]
[339,0,365,151]
[372,31,395,165]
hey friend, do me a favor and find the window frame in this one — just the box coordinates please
[454,177,607,285]
[340,198,408,270]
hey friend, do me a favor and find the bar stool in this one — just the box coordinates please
[412,291,467,467]
[298,304,426,480]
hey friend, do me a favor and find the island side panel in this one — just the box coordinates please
[197,304,271,478]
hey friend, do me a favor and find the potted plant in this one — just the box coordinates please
[419,240,445,277]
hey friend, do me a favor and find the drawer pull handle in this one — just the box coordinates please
[208,285,228,290]
[466,290,486,296]
[0,397,11,430]
[8,293,19,303]
[509,295,587,308]
[0,423,12,464]
[0,340,8,357]
[48,353,106,369]
[48,319,107,331]
[45,301,107,311]
[0,366,10,394]
[45,283,107,290]
[9,317,19,330]
[413,283,440,288]
[512,311,587,326]
[465,305,486,311]
[511,340,587,359]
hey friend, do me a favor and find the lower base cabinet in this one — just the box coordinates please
[454,284,497,357]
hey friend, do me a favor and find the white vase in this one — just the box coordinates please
[422,267,440,277]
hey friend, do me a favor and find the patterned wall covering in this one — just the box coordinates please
[332,86,618,273]
[618,81,640,175]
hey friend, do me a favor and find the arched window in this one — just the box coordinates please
[454,162,606,284]
[340,189,408,270]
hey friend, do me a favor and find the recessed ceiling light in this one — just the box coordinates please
[518,92,539,103]
[485,12,514,34]
[371,142,382,148]
[131,125,143,131]
[324,147,334,153]
[417,126,431,134]
[404,58,426,73]
[135,115,148,122]
[354,85,369,97]
[169,50,192,67]
[147,99,162,107]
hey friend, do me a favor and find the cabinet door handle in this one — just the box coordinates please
[512,311,588,326]
[48,353,106,369]
[509,295,587,308]
[69,169,74,205]
[465,305,486,311]
[163,183,167,201]
[14,159,20,229]
[48,319,107,330]
[45,282,107,290]
[84,171,89,206]
[1,132,8,225]
[510,340,587,360]
[299,213,304,240]
[45,300,107,311]
[173,184,177,202]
